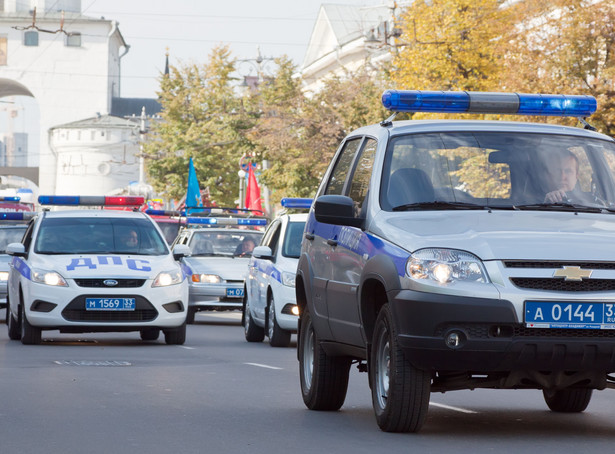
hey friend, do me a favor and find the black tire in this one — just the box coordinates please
[7,296,21,341]
[163,323,186,345]
[370,304,430,433]
[186,307,196,324]
[299,305,351,411]
[244,295,264,342]
[140,328,160,341]
[267,296,291,347]
[20,302,41,345]
[543,388,593,412]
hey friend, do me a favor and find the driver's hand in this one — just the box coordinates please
[545,189,567,203]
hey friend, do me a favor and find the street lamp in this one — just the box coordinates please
[238,169,246,209]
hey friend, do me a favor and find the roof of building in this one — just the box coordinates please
[49,114,140,130]
[111,97,162,118]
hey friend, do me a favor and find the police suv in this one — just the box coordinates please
[243,198,310,347]
[6,196,190,345]
[296,90,615,432]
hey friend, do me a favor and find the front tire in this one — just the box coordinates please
[7,296,21,341]
[267,296,291,347]
[543,388,592,412]
[163,323,186,345]
[244,295,264,342]
[299,305,351,410]
[370,304,430,433]
[140,328,160,341]
[186,307,197,324]
[20,302,42,345]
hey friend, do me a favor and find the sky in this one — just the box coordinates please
[83,0,388,98]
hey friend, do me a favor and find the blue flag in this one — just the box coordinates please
[186,157,203,208]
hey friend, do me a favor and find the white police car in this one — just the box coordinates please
[296,90,615,432]
[6,196,190,345]
[243,198,310,347]
[166,211,265,323]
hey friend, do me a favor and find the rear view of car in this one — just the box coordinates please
[6,195,190,345]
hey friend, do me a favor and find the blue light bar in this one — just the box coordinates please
[280,198,313,209]
[0,196,20,202]
[38,195,145,206]
[186,217,267,226]
[146,209,185,217]
[381,90,597,117]
[0,212,35,221]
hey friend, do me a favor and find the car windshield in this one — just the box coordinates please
[0,225,27,250]
[154,218,184,244]
[34,217,169,255]
[188,230,263,257]
[282,221,306,258]
[381,131,615,212]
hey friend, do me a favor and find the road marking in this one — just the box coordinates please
[430,402,477,414]
[179,346,195,350]
[244,362,283,370]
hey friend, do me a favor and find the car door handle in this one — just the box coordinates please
[327,238,338,247]
[305,233,315,241]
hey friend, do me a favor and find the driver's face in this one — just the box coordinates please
[551,156,578,191]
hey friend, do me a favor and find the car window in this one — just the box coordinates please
[34,217,168,255]
[188,230,263,256]
[0,225,27,250]
[263,222,281,256]
[324,138,362,195]
[348,138,377,215]
[282,221,306,258]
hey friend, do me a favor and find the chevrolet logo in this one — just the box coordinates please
[553,266,592,281]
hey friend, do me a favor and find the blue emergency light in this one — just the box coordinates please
[185,217,267,226]
[381,90,597,117]
[280,198,313,210]
[0,196,20,202]
[0,212,35,220]
[38,195,145,206]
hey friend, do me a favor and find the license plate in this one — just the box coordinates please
[525,301,615,329]
[86,297,136,311]
[226,288,244,298]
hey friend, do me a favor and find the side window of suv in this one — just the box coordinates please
[348,138,377,214]
[324,138,362,195]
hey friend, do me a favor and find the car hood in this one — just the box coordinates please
[371,210,615,261]
[31,253,177,279]
[183,256,250,280]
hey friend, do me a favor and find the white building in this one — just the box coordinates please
[0,0,128,193]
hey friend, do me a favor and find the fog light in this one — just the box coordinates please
[445,330,465,349]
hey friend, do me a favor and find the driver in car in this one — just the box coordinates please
[544,150,586,203]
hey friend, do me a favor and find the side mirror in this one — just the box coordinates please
[6,242,25,257]
[314,195,364,228]
[252,245,273,260]
[172,244,191,261]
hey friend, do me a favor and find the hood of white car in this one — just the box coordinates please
[183,256,250,280]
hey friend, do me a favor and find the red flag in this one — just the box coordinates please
[245,165,262,214]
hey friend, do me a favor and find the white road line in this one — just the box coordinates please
[430,402,478,414]
[179,346,195,350]
[244,362,283,370]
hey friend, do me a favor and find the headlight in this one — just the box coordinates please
[282,271,296,287]
[191,274,221,284]
[406,248,489,284]
[0,271,8,281]
[31,268,68,287]
[153,269,183,287]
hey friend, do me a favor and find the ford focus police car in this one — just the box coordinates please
[6,196,190,345]
[243,198,310,347]
[296,90,615,433]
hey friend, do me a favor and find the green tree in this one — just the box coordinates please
[144,45,258,205]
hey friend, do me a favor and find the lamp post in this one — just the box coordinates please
[238,169,246,209]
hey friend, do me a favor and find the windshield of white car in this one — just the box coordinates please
[34,217,168,255]
[381,131,615,212]
[188,230,263,257]
[0,225,27,250]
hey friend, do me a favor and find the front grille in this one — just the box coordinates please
[62,295,158,322]
[436,323,615,339]
[504,261,615,270]
[510,278,615,292]
[514,326,615,338]
[74,279,146,288]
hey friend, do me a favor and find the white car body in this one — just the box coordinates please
[244,212,306,346]
[0,223,28,308]
[7,209,189,344]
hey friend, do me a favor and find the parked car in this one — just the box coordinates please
[243,198,311,347]
[295,89,615,432]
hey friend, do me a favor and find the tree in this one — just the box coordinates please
[143,45,258,205]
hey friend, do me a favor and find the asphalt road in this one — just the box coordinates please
[0,310,613,454]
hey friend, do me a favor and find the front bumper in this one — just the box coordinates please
[391,289,615,373]
[188,282,244,309]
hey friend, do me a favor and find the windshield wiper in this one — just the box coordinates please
[392,201,491,211]
[513,202,603,213]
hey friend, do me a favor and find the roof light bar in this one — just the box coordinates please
[0,196,20,202]
[186,217,267,226]
[281,198,313,210]
[381,90,597,117]
[0,212,36,221]
[38,195,145,206]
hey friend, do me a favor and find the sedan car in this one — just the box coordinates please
[0,217,31,310]
[172,226,264,323]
